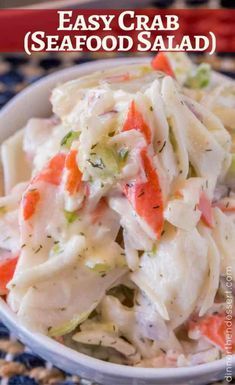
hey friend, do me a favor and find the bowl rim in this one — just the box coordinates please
[0,56,234,380]
[1,296,233,381]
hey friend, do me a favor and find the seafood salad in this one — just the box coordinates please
[0,53,234,368]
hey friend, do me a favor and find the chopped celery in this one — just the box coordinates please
[185,64,211,89]
[85,259,126,273]
[64,210,79,224]
[85,262,111,273]
[147,243,158,258]
[87,142,121,179]
[84,247,126,273]
[151,243,157,254]
[61,131,80,148]
[48,303,98,337]
[118,148,129,164]
[52,243,61,254]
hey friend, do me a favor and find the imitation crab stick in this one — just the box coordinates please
[123,100,152,144]
[123,148,164,239]
[22,189,40,221]
[65,149,82,195]
[0,256,18,295]
[190,313,235,351]
[151,53,175,78]
[198,192,214,228]
[35,153,66,186]
[23,153,67,220]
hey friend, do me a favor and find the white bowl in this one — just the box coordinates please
[0,58,233,385]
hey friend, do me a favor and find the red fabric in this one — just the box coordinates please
[0,9,234,52]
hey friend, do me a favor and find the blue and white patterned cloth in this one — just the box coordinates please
[0,321,94,385]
